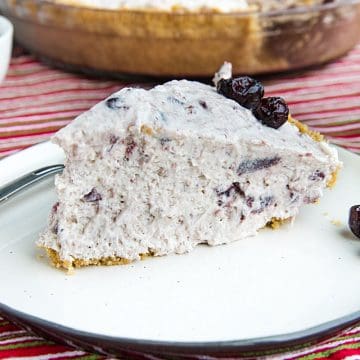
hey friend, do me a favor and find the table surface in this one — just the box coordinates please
[0,45,360,359]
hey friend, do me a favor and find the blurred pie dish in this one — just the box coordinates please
[1,0,359,76]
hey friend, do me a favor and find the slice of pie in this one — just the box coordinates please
[38,65,341,270]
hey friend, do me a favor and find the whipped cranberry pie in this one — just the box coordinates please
[38,64,341,270]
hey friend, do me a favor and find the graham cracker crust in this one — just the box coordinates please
[288,115,339,188]
[288,115,324,143]
[326,167,340,189]
[267,217,292,230]
[44,247,143,272]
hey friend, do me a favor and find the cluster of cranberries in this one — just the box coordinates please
[217,76,289,129]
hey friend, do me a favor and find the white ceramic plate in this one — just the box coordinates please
[1,142,360,357]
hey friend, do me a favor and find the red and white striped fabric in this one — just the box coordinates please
[264,51,360,154]
[3,313,360,359]
[0,45,360,158]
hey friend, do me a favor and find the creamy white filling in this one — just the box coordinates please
[57,80,336,160]
[38,77,341,263]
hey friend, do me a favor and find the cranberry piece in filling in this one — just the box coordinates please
[83,188,102,202]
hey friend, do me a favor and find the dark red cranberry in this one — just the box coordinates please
[303,196,319,204]
[237,157,281,175]
[83,188,102,202]
[246,197,254,208]
[109,135,119,145]
[309,170,326,181]
[124,138,137,160]
[186,105,195,114]
[106,97,121,109]
[52,222,59,235]
[217,77,264,110]
[218,182,245,198]
[52,202,59,213]
[253,97,289,129]
[106,97,129,110]
[199,100,208,109]
[232,182,245,196]
[349,205,360,239]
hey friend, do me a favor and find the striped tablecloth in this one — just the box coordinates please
[0,45,360,359]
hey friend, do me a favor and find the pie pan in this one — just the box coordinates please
[1,0,360,77]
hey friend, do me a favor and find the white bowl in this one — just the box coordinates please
[0,16,13,84]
